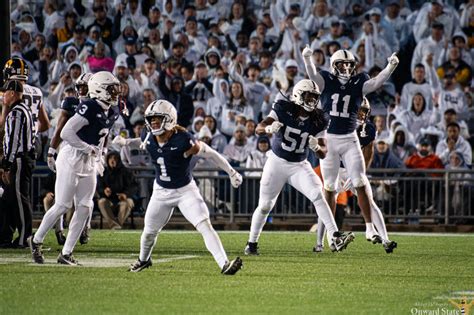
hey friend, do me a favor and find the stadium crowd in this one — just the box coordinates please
[1,0,474,227]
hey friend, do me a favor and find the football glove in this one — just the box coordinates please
[308,135,321,152]
[265,121,283,134]
[302,45,313,58]
[47,147,56,172]
[112,135,127,146]
[387,52,399,68]
[229,169,243,188]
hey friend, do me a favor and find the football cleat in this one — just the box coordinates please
[57,252,81,266]
[244,242,259,255]
[366,234,382,244]
[383,240,398,254]
[27,235,44,264]
[55,231,66,245]
[329,243,337,252]
[221,257,243,275]
[79,228,90,245]
[332,231,355,252]
[129,259,152,272]
[313,244,324,253]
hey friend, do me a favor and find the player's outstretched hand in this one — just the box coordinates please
[302,45,313,58]
[308,136,321,152]
[229,169,243,188]
[112,136,128,147]
[387,52,399,66]
[265,121,283,134]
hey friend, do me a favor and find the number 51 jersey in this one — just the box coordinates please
[271,100,328,162]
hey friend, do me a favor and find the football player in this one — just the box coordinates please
[28,71,121,265]
[1,57,50,134]
[244,79,355,256]
[314,98,397,253]
[47,72,93,245]
[116,100,243,275]
[302,46,399,242]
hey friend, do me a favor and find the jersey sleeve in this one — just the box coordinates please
[271,100,291,121]
[75,100,97,123]
[182,131,194,152]
[60,97,78,116]
[367,122,376,142]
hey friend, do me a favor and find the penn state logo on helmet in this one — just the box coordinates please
[88,71,120,108]
[330,49,357,80]
[144,100,178,136]
[290,79,321,112]
[3,58,29,81]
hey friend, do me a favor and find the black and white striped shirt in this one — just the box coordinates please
[3,100,34,166]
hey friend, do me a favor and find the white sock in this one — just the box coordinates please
[313,198,338,238]
[139,231,158,262]
[365,223,376,236]
[62,206,89,255]
[248,206,270,243]
[34,204,68,243]
[371,201,389,241]
[87,206,93,229]
[316,219,325,246]
[196,220,228,269]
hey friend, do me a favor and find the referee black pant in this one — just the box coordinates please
[0,155,34,247]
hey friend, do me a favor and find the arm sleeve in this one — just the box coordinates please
[60,114,91,151]
[302,55,325,91]
[362,63,396,95]
[196,142,235,175]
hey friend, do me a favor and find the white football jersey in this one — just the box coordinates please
[22,84,43,136]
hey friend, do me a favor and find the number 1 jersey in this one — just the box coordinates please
[270,100,328,163]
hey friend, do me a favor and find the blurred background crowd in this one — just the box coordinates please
[3,0,474,226]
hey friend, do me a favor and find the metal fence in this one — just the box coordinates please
[29,166,474,225]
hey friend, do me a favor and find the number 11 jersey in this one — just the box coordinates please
[319,71,369,135]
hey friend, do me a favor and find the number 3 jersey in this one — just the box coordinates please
[319,71,369,135]
[141,129,195,189]
[270,100,328,163]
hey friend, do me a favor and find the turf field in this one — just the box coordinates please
[0,230,473,314]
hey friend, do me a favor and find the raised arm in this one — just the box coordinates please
[362,52,399,95]
[301,46,325,91]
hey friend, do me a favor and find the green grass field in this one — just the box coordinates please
[0,230,473,314]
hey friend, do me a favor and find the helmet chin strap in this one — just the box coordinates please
[96,98,111,111]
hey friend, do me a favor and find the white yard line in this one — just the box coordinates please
[0,255,197,268]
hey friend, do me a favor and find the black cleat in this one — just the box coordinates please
[313,244,324,253]
[79,228,90,245]
[129,259,152,272]
[57,252,81,266]
[367,234,383,245]
[55,231,66,245]
[221,257,243,275]
[383,240,397,254]
[244,242,259,255]
[27,235,44,264]
[332,231,355,252]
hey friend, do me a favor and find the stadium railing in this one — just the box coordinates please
[30,166,474,225]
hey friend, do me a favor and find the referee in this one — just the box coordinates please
[0,80,35,248]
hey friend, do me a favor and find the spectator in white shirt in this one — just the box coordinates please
[435,122,472,166]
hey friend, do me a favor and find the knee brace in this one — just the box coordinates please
[324,183,337,192]
[352,174,369,188]
[195,219,213,234]
[257,199,274,215]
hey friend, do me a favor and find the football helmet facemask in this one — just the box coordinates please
[145,100,177,136]
[88,71,121,108]
[291,79,321,112]
[330,49,357,80]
